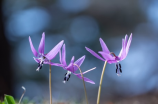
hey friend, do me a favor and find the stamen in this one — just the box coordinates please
[119,63,121,68]
[120,68,122,73]
[110,52,117,57]
[63,71,71,83]
[116,64,118,73]
[119,63,122,73]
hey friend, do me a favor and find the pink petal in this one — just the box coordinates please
[59,50,62,64]
[118,39,126,60]
[99,38,110,53]
[62,44,67,66]
[85,47,105,61]
[45,40,64,60]
[73,55,85,72]
[29,36,38,57]
[66,63,74,72]
[64,56,75,72]
[98,51,115,61]
[38,32,45,54]
[49,62,64,67]
[126,33,132,54]
[124,34,128,47]
[33,57,40,63]
[76,75,95,84]
[107,60,117,64]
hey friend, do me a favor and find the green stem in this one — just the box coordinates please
[73,64,88,104]
[49,60,52,104]
[97,61,107,104]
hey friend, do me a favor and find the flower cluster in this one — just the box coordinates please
[29,33,96,84]
[29,32,132,83]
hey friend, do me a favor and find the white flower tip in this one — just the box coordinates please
[117,74,121,77]
[63,81,66,84]
[22,86,26,91]
[36,68,40,71]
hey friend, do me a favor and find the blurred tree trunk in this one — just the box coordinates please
[0,0,13,101]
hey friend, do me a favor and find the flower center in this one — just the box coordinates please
[36,56,46,71]
[63,71,71,83]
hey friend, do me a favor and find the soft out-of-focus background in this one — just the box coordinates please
[1,0,158,103]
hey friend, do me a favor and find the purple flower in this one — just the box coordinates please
[29,32,64,71]
[59,44,95,84]
[85,34,132,76]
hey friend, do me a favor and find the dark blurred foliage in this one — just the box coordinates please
[0,0,13,101]
[1,0,158,103]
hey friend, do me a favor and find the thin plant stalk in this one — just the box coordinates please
[97,61,107,104]
[18,86,26,104]
[49,60,52,104]
[73,64,88,104]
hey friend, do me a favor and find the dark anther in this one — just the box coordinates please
[38,63,40,67]
[67,75,71,81]
[116,64,118,73]
[40,66,42,69]
[64,77,66,81]
[119,63,122,73]
[119,68,122,73]
[119,63,121,68]
[65,73,67,75]
[37,63,42,69]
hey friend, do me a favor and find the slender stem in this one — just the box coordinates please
[97,61,107,104]
[49,60,52,104]
[18,86,26,104]
[73,64,88,104]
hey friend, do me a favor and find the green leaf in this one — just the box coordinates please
[1,101,5,104]
[4,95,16,104]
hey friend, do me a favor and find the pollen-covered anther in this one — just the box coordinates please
[63,71,71,83]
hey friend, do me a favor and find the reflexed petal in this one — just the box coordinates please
[118,39,126,60]
[65,56,75,72]
[85,47,105,61]
[107,60,117,64]
[126,33,132,54]
[45,40,64,60]
[33,57,40,63]
[70,56,75,63]
[99,38,110,53]
[66,62,74,72]
[98,51,115,61]
[74,67,96,75]
[38,32,45,54]
[62,44,67,66]
[124,35,128,47]
[118,39,124,58]
[49,62,64,67]
[59,50,62,64]
[76,75,95,84]
[73,55,85,72]
[29,36,38,57]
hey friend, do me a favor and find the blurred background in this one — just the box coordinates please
[1,0,158,103]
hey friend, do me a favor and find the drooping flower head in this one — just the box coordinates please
[58,44,95,84]
[29,32,64,71]
[85,33,132,76]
